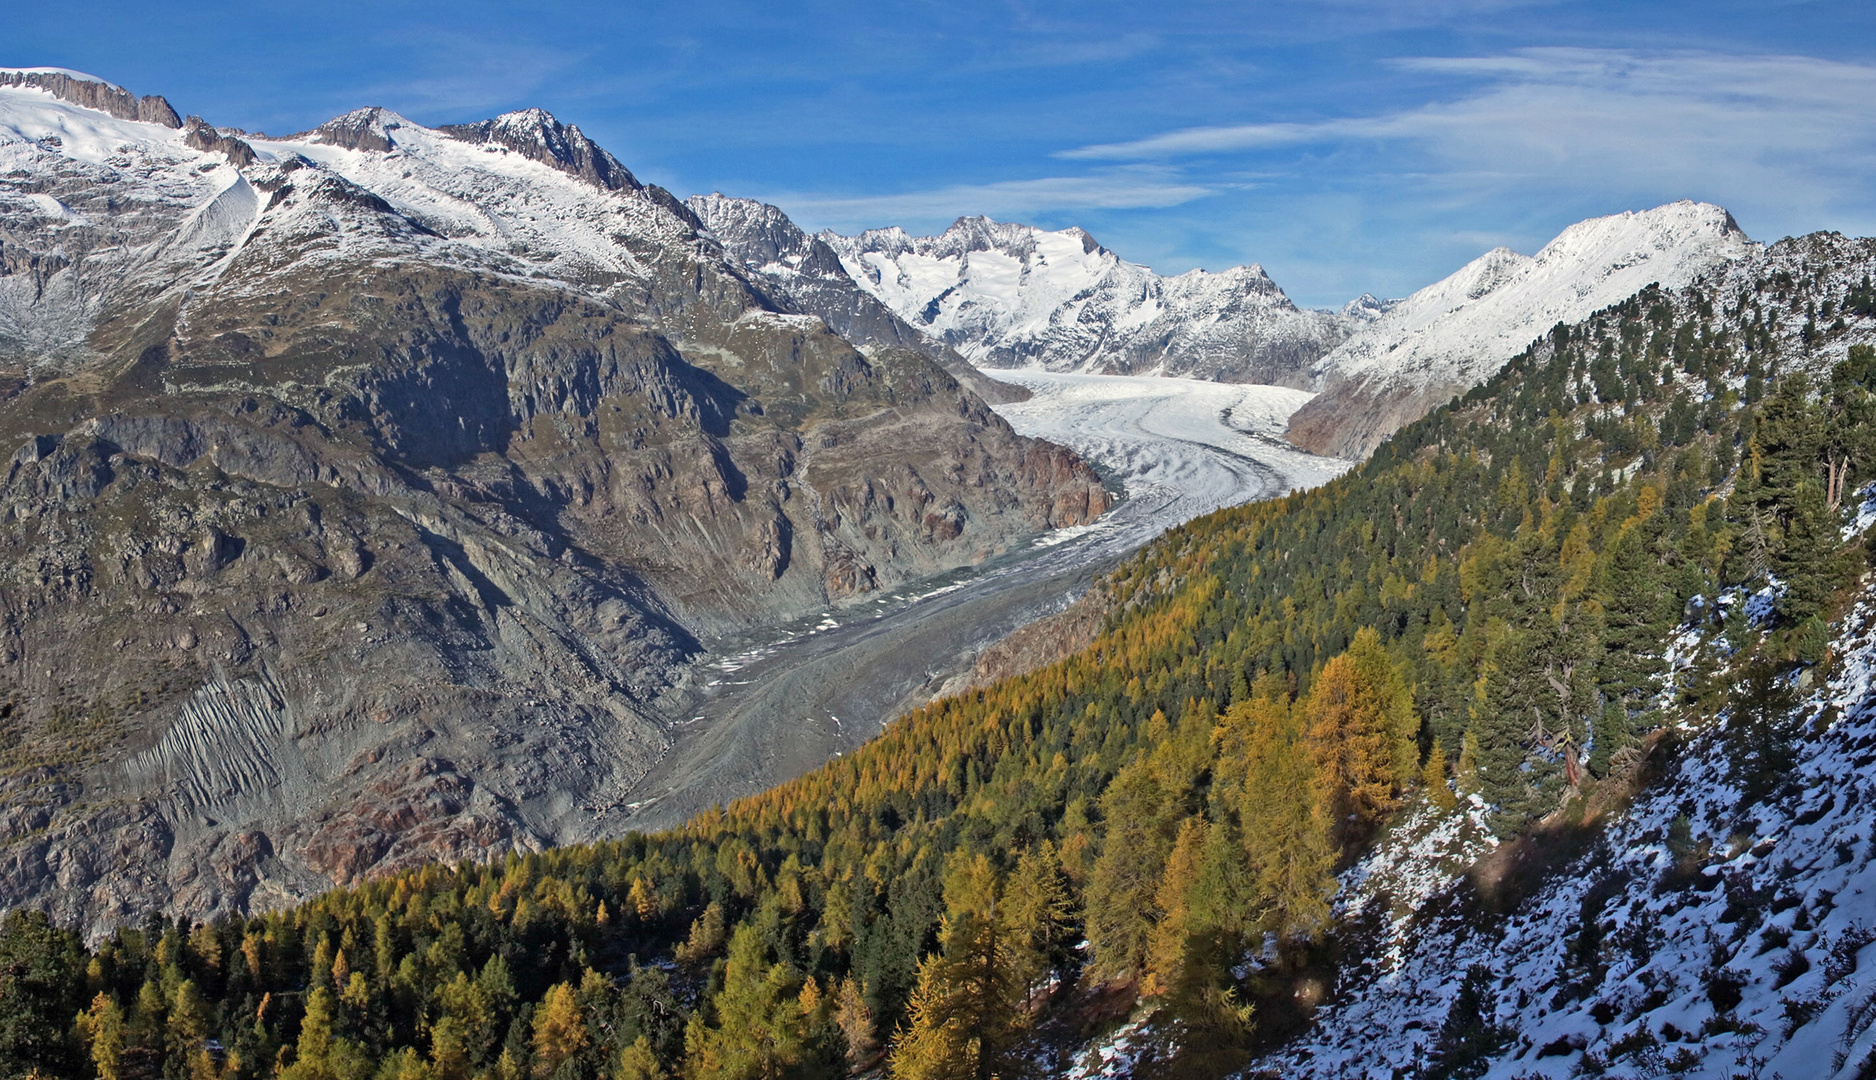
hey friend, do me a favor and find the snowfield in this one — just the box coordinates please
[986,371,1352,527]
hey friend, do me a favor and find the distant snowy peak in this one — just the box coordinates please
[688,194,1032,404]
[820,217,1348,386]
[1340,293,1399,322]
[1288,201,1757,459]
[298,106,408,152]
[846,215,1104,264]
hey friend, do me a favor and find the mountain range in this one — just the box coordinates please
[696,192,1757,459]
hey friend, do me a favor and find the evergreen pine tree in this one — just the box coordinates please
[1776,480,1849,630]
[1426,965,1512,1079]
[1599,522,1671,734]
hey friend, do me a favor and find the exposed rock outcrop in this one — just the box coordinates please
[0,68,180,127]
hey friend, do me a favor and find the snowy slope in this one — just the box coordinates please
[0,76,235,365]
[257,107,701,290]
[822,217,1351,387]
[1254,578,1876,1079]
[1288,202,1758,458]
[0,77,788,371]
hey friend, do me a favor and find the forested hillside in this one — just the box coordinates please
[2,233,1872,1080]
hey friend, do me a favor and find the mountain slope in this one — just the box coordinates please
[1288,201,1757,458]
[0,70,1107,932]
[821,216,1352,386]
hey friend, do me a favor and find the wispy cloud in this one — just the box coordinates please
[1058,49,1876,224]
[766,169,1214,232]
[1060,122,1329,160]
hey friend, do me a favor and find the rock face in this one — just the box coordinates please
[0,68,180,127]
[1288,201,1758,458]
[0,71,1109,933]
[821,216,1353,386]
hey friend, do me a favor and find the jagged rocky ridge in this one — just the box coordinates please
[0,71,1109,933]
[821,215,1353,387]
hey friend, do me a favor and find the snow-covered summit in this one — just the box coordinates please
[297,106,409,152]
[1288,201,1757,458]
[821,216,1350,386]
[1320,201,1754,387]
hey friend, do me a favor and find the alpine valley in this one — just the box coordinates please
[0,65,1874,1080]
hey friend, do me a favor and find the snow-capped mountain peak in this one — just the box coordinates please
[1288,200,1757,458]
[1326,201,1753,386]
[438,107,641,193]
[820,217,1349,386]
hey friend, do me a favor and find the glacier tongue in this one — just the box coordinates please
[984,371,1351,526]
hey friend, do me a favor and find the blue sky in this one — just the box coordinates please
[12,1,1875,307]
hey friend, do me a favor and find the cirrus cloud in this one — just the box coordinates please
[1057,48,1876,231]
